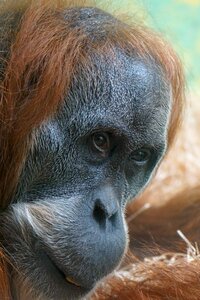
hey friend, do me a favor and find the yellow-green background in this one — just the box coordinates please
[98,0,200,92]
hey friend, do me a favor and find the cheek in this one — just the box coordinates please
[9,198,128,289]
[124,162,160,201]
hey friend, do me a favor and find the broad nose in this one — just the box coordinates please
[92,185,120,228]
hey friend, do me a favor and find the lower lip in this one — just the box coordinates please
[43,250,93,294]
[66,276,82,287]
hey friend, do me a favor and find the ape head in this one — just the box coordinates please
[0,2,184,300]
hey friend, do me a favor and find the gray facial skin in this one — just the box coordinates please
[0,8,171,300]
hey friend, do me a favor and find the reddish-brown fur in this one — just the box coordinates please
[0,251,11,300]
[0,1,188,299]
[92,256,200,300]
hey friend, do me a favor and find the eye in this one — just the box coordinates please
[91,132,110,156]
[130,148,151,164]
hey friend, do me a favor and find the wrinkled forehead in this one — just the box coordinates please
[60,49,171,138]
[68,50,170,110]
[107,51,170,109]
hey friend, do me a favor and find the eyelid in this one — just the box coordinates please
[92,132,110,153]
[82,121,129,138]
[86,130,119,162]
[129,148,151,163]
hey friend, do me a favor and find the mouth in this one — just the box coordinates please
[66,276,82,287]
[46,252,83,287]
[41,249,94,294]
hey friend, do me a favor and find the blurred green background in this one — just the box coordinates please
[98,0,200,93]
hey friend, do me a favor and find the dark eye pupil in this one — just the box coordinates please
[92,133,109,152]
[131,149,151,162]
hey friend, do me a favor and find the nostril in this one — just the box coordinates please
[93,200,107,229]
[93,198,119,229]
[109,211,117,225]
